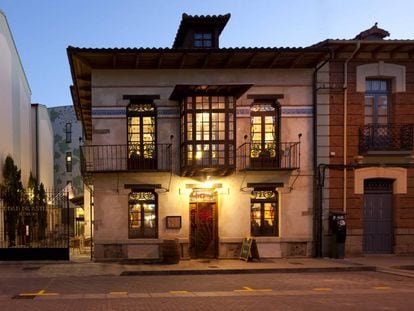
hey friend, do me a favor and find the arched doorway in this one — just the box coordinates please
[363,178,393,253]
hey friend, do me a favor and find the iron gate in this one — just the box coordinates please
[0,190,70,260]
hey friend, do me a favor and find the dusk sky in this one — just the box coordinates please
[1,0,414,107]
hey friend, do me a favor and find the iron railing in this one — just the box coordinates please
[0,189,70,260]
[80,144,172,173]
[359,124,414,154]
[238,141,301,170]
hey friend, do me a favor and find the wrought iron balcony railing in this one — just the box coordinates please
[237,141,300,170]
[80,144,172,173]
[359,124,414,154]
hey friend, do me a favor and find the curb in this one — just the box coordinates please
[120,266,376,276]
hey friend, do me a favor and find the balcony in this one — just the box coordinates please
[238,141,301,171]
[359,124,414,154]
[80,144,172,174]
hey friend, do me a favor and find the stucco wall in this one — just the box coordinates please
[0,11,32,184]
[89,67,315,259]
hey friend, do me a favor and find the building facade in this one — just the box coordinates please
[315,25,414,256]
[0,10,32,184]
[48,105,86,237]
[68,14,326,260]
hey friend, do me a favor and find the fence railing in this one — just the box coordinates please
[0,190,69,249]
[80,143,172,173]
[238,141,301,170]
[359,124,414,154]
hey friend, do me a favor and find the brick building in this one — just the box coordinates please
[315,24,414,256]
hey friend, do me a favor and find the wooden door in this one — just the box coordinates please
[190,202,218,258]
[363,179,393,253]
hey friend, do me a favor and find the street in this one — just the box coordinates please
[0,270,413,310]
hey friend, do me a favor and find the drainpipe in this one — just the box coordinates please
[312,52,331,257]
[343,42,360,214]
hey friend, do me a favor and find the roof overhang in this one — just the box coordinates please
[312,39,414,58]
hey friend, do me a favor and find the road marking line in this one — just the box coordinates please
[313,288,332,291]
[170,291,190,294]
[372,286,391,290]
[19,289,59,297]
[109,291,128,295]
[234,286,272,292]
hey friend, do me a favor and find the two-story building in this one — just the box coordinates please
[68,13,327,260]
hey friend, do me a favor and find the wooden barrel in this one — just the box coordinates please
[161,239,180,264]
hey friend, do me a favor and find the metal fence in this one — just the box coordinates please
[0,190,70,260]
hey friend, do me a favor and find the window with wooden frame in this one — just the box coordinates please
[180,96,235,171]
[127,103,157,169]
[128,190,158,239]
[365,79,391,125]
[250,101,280,167]
[193,32,213,48]
[250,188,278,236]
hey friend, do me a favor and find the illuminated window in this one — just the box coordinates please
[65,123,72,143]
[250,188,278,236]
[127,103,156,169]
[128,190,157,239]
[66,152,72,172]
[180,96,235,170]
[250,102,279,167]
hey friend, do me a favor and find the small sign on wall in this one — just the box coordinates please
[166,216,182,229]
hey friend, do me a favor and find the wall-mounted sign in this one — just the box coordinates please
[166,216,182,229]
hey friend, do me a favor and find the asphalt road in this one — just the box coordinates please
[1,271,413,310]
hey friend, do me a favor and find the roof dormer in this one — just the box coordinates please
[172,13,230,49]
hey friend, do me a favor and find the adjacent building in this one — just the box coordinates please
[314,24,414,256]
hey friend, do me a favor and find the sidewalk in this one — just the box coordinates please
[1,253,413,278]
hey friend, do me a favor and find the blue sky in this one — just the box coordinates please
[1,0,414,107]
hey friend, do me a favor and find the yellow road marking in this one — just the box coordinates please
[170,291,190,294]
[109,291,128,295]
[313,288,332,291]
[372,286,391,290]
[19,289,59,297]
[234,286,272,292]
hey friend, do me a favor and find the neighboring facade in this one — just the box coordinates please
[31,104,54,189]
[0,10,32,184]
[1,11,55,257]
[68,14,326,260]
[315,25,414,256]
[48,105,86,237]
[48,105,83,194]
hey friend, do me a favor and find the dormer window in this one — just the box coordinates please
[194,32,212,48]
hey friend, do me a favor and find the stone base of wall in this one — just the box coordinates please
[218,239,311,259]
[395,234,414,254]
[94,241,162,261]
[94,239,314,261]
[322,231,414,257]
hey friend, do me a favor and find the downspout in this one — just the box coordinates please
[343,42,360,214]
[312,52,331,257]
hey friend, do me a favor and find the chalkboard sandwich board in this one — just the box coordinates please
[239,238,260,261]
